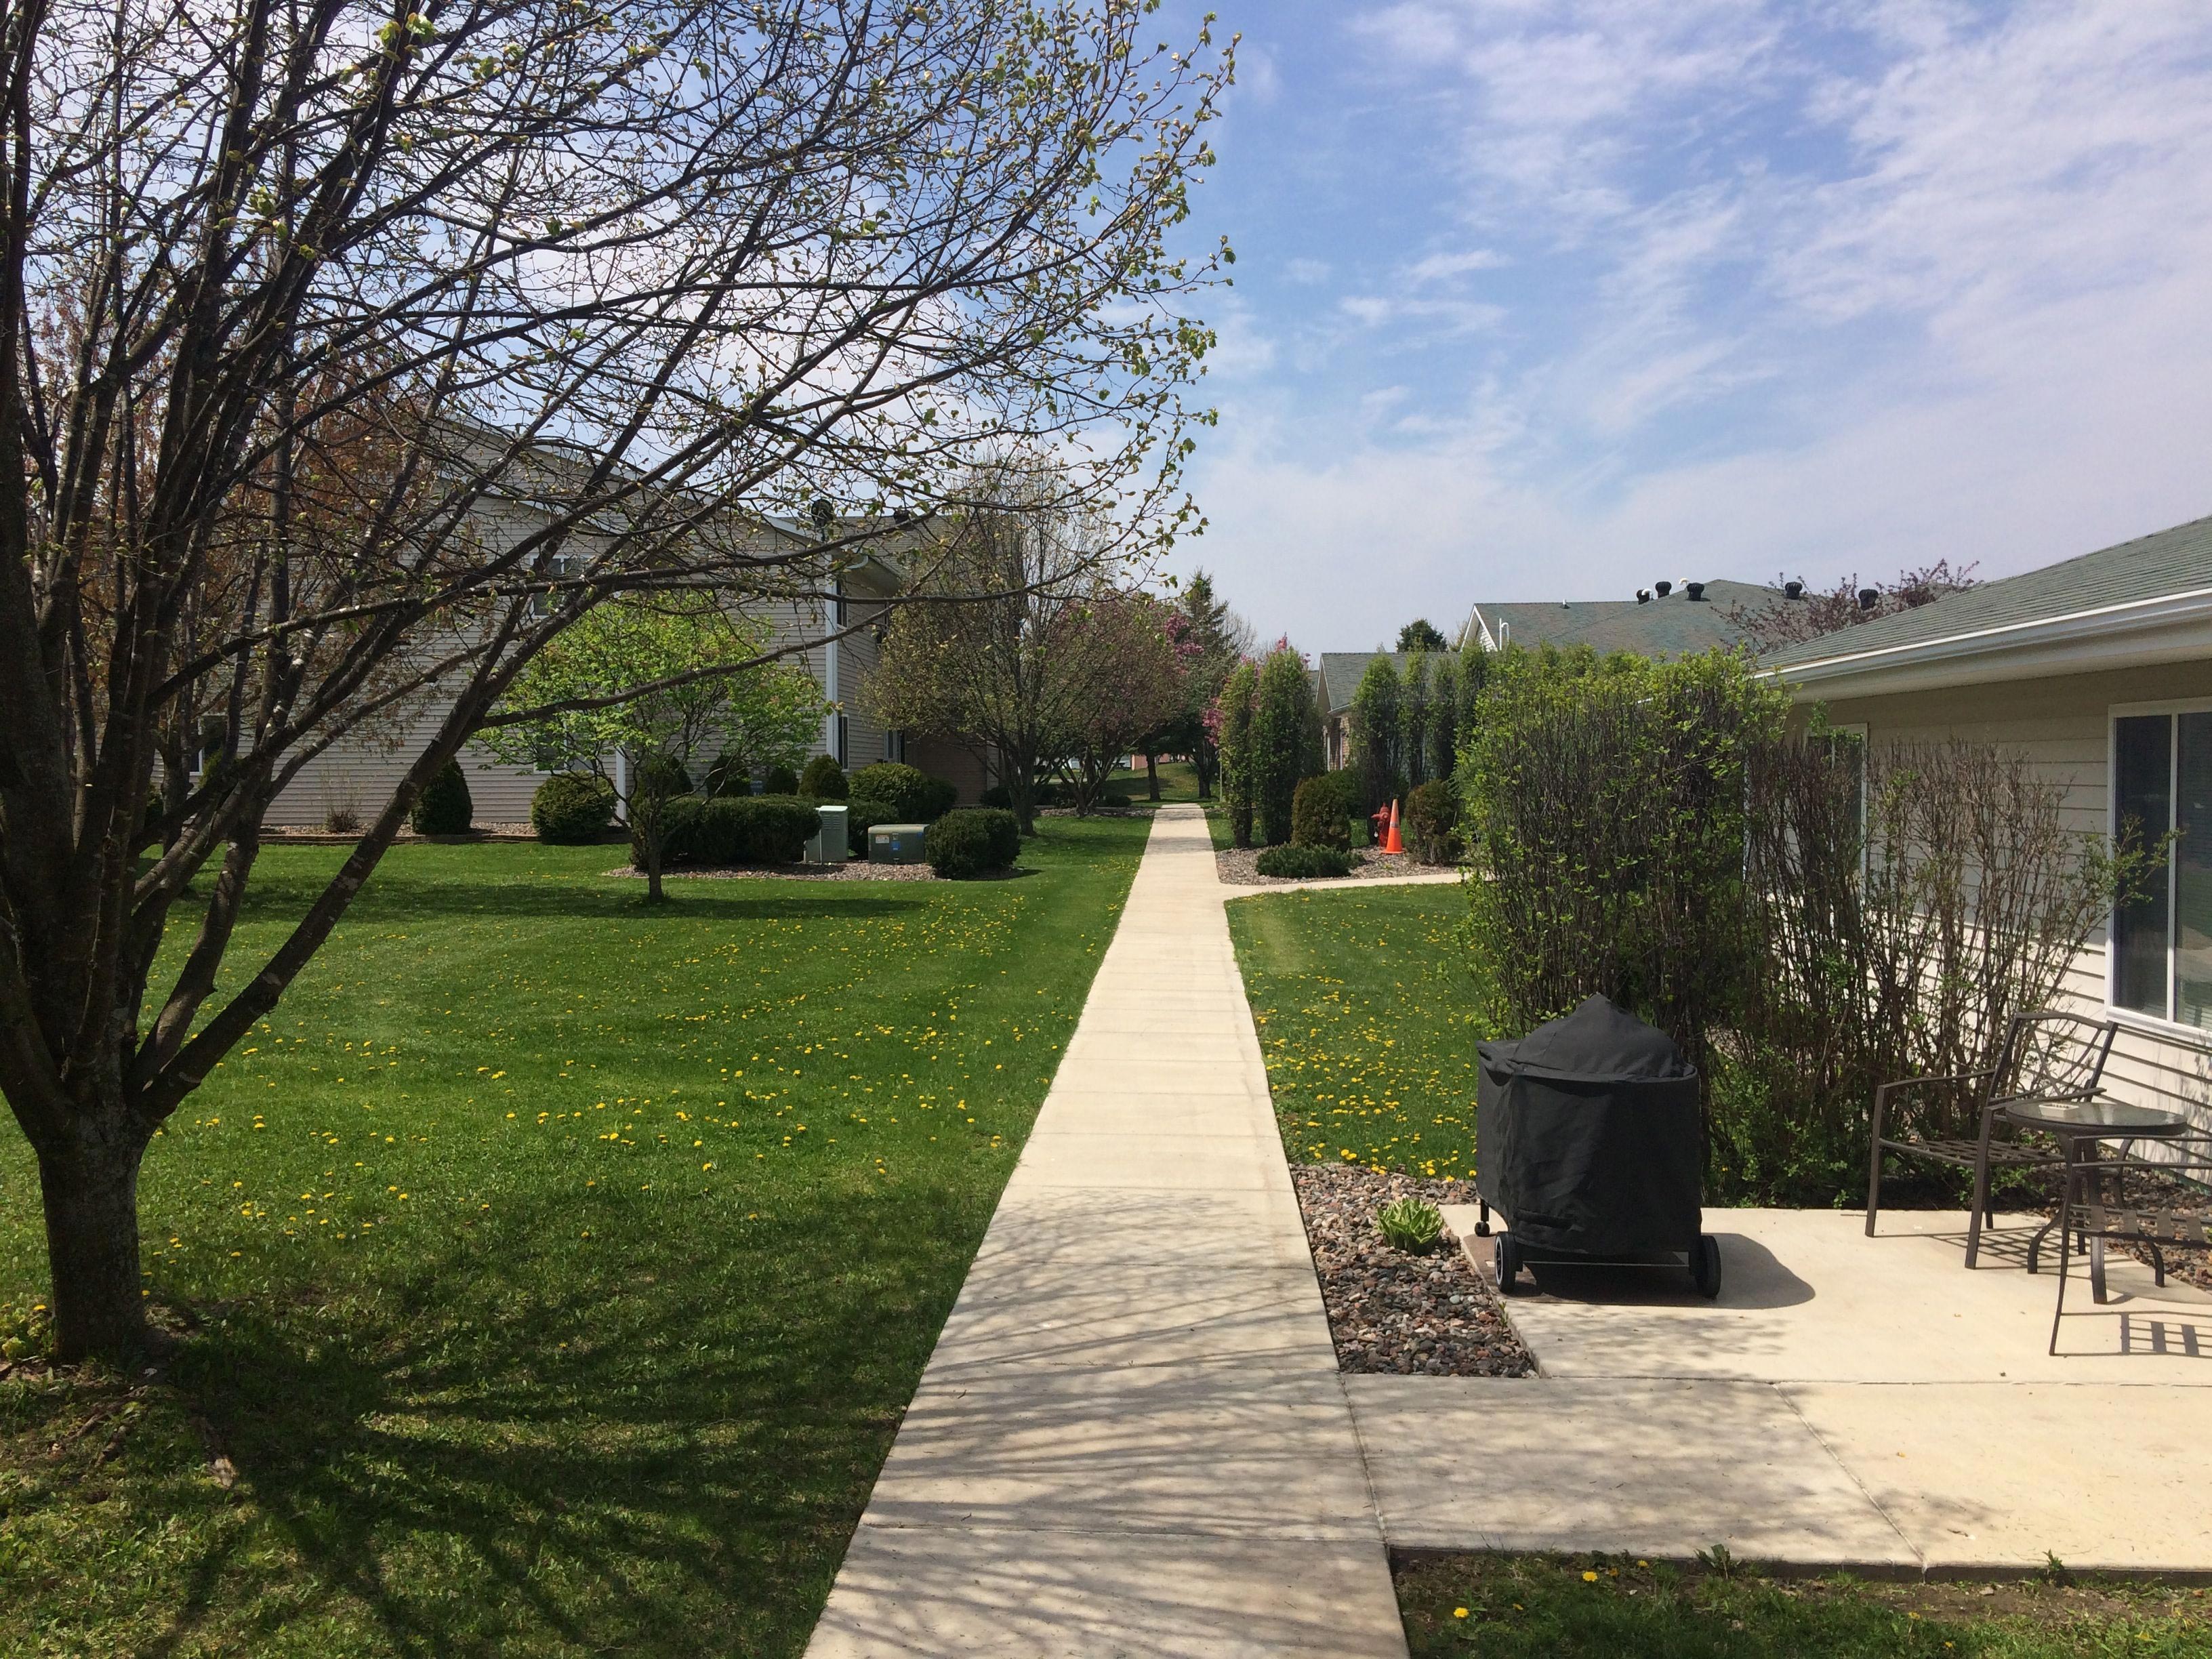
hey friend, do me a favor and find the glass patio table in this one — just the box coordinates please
[2003,1096,2189,1279]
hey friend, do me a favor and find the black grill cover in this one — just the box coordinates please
[1476,995,1703,1256]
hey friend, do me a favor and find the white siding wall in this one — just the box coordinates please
[1819,658,2212,1132]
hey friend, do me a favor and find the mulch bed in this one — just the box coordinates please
[1216,847,1448,886]
[1290,1165,1534,1377]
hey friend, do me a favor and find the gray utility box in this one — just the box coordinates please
[869,822,929,865]
[807,804,848,865]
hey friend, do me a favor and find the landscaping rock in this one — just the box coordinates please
[1290,1165,1534,1377]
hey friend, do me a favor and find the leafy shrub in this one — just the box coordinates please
[926,807,1021,878]
[1376,1197,1443,1253]
[849,761,957,822]
[409,759,473,835]
[1217,659,1259,848]
[532,772,616,844]
[980,783,1013,811]
[702,752,753,797]
[842,795,906,858]
[798,755,848,799]
[1404,779,1459,865]
[1254,843,1355,879]
[1253,646,1319,845]
[1291,771,1358,848]
[646,794,819,867]
[763,762,799,795]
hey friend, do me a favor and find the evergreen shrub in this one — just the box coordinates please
[531,773,616,844]
[1291,772,1359,848]
[925,807,1021,878]
[798,756,848,798]
[1254,843,1355,879]
[645,794,818,867]
[848,762,957,822]
[763,763,799,795]
[1404,779,1459,865]
[410,759,473,835]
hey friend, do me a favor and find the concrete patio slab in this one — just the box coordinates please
[1440,1204,2212,1385]
[1349,1375,1919,1570]
[807,1528,1407,1659]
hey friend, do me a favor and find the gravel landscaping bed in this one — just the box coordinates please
[1216,846,1441,886]
[1290,1164,1534,1377]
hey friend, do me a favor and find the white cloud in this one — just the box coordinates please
[1404,248,1507,283]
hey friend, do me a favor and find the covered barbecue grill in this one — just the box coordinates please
[1475,994,1720,1297]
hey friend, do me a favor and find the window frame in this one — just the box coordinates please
[2106,697,2212,1038]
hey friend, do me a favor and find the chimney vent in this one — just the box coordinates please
[1637,590,1652,604]
[1685,581,1706,602]
[1655,579,1673,598]
[1858,587,1879,611]
[1784,579,1803,600]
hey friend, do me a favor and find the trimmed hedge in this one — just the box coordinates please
[531,773,616,844]
[1254,843,1356,879]
[1404,779,1460,865]
[1290,771,1358,849]
[763,763,799,796]
[410,759,473,835]
[979,784,1013,811]
[848,762,957,823]
[925,807,1021,878]
[641,794,820,867]
[702,752,753,797]
[798,756,848,799]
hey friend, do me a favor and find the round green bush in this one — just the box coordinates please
[531,772,616,844]
[842,795,905,858]
[979,783,1014,811]
[409,758,474,836]
[703,752,753,797]
[849,762,957,822]
[1254,843,1355,879]
[1404,779,1460,865]
[1290,771,1358,849]
[925,806,1021,878]
[763,762,799,796]
[798,755,848,799]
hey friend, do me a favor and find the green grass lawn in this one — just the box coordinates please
[1104,758,1204,803]
[1397,1553,2212,1658]
[0,817,1148,1658]
[1225,881,1493,1175]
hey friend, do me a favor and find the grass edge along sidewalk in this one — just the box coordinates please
[0,816,1149,1659]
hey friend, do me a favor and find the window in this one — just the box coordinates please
[885,729,905,763]
[2110,707,2212,1029]
[834,713,848,767]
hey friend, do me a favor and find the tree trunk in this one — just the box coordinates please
[1145,753,1160,800]
[38,1115,155,1361]
[645,829,665,901]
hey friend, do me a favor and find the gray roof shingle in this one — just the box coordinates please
[1463,579,1779,659]
[1763,513,2212,672]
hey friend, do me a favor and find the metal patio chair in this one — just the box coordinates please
[1864,1008,2118,1267]
[2049,1131,2212,1353]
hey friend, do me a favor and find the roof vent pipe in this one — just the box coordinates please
[1654,579,1673,597]
[1636,589,1652,604]
[1784,579,1803,600]
[1685,581,1706,601]
[1858,587,1879,611]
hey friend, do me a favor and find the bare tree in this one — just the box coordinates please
[1729,562,1980,652]
[0,0,1230,1358]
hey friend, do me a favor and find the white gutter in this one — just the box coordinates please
[1767,586,2212,689]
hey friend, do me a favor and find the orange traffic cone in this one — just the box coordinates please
[1383,798,1404,854]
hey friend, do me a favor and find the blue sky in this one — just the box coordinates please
[1157,1,2212,651]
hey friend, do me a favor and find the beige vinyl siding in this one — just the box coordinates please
[1817,658,2212,1132]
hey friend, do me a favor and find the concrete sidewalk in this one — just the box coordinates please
[806,806,1407,1658]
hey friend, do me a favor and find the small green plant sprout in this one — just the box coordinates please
[1376,1196,1444,1253]
[2040,1549,2072,1586]
[1696,1542,1743,1578]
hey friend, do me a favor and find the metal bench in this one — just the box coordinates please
[1864,1008,2118,1267]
